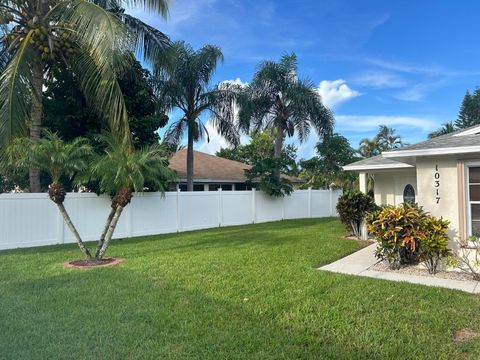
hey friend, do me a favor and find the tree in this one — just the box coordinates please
[238,53,333,180]
[428,122,455,139]
[358,137,381,158]
[377,125,403,150]
[43,59,168,148]
[0,0,170,192]
[2,131,93,257]
[156,41,239,191]
[216,131,298,175]
[299,133,359,189]
[454,88,480,129]
[83,133,176,259]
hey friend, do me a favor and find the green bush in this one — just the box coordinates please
[368,203,450,273]
[336,190,377,239]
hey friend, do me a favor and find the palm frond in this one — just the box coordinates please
[119,0,169,16]
[121,13,170,65]
[0,30,35,145]
[164,119,187,146]
[67,49,131,144]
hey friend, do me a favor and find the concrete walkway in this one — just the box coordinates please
[319,244,480,294]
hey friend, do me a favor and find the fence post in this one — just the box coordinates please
[176,189,181,232]
[308,187,312,218]
[281,195,285,220]
[329,188,333,217]
[252,188,256,224]
[218,188,223,227]
[126,199,133,238]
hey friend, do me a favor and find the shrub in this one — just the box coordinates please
[336,190,377,239]
[368,203,450,273]
[417,215,450,274]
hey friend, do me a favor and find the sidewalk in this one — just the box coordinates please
[319,244,480,294]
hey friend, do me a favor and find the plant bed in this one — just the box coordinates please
[370,260,475,282]
[63,258,124,269]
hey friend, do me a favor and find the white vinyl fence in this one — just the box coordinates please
[0,189,342,250]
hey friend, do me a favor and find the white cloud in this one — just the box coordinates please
[336,115,438,133]
[220,78,248,87]
[196,120,250,155]
[317,79,361,108]
[352,71,407,89]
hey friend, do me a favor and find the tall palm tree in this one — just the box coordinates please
[238,53,334,179]
[3,131,93,258]
[156,42,239,191]
[0,0,170,192]
[428,122,455,139]
[377,125,403,150]
[84,133,176,258]
[358,137,381,158]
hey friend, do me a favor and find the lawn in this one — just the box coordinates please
[1,218,480,359]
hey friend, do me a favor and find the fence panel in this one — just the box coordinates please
[0,189,341,250]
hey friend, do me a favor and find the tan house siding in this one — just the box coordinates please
[373,170,416,206]
[416,156,459,240]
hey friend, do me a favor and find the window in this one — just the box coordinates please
[403,184,415,204]
[468,167,480,237]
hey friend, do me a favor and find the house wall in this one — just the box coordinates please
[416,156,459,240]
[373,170,417,206]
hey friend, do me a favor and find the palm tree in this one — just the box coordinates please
[84,133,176,258]
[156,42,239,191]
[238,53,334,179]
[0,0,170,192]
[428,122,455,139]
[377,125,403,150]
[358,137,381,158]
[3,131,93,258]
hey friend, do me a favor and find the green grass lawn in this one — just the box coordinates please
[1,218,480,359]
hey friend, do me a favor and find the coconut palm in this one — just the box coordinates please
[84,133,176,258]
[377,125,403,150]
[238,53,334,179]
[3,131,93,257]
[156,42,239,191]
[358,137,381,158]
[428,122,455,139]
[0,0,170,192]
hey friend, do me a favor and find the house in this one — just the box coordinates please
[344,124,480,243]
[169,149,303,191]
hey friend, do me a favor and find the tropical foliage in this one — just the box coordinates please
[2,131,93,257]
[237,53,333,180]
[299,133,359,189]
[80,133,176,259]
[428,122,455,139]
[216,131,298,176]
[156,41,239,191]
[0,0,170,191]
[336,190,377,239]
[368,203,451,273]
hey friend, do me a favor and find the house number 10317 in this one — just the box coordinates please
[434,165,440,204]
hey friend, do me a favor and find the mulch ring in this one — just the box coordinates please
[64,258,124,269]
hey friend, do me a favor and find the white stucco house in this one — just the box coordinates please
[344,124,480,244]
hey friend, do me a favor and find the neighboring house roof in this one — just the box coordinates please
[169,149,303,183]
[343,155,414,171]
[345,124,480,171]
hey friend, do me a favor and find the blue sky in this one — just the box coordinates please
[128,0,480,159]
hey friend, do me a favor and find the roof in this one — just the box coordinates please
[169,149,302,183]
[343,155,414,171]
[345,124,480,171]
[383,124,480,158]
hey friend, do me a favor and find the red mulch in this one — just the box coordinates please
[63,258,124,269]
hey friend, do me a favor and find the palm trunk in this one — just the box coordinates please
[29,59,43,193]
[95,206,117,258]
[274,121,284,180]
[97,205,124,259]
[57,203,92,259]
[186,127,194,191]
